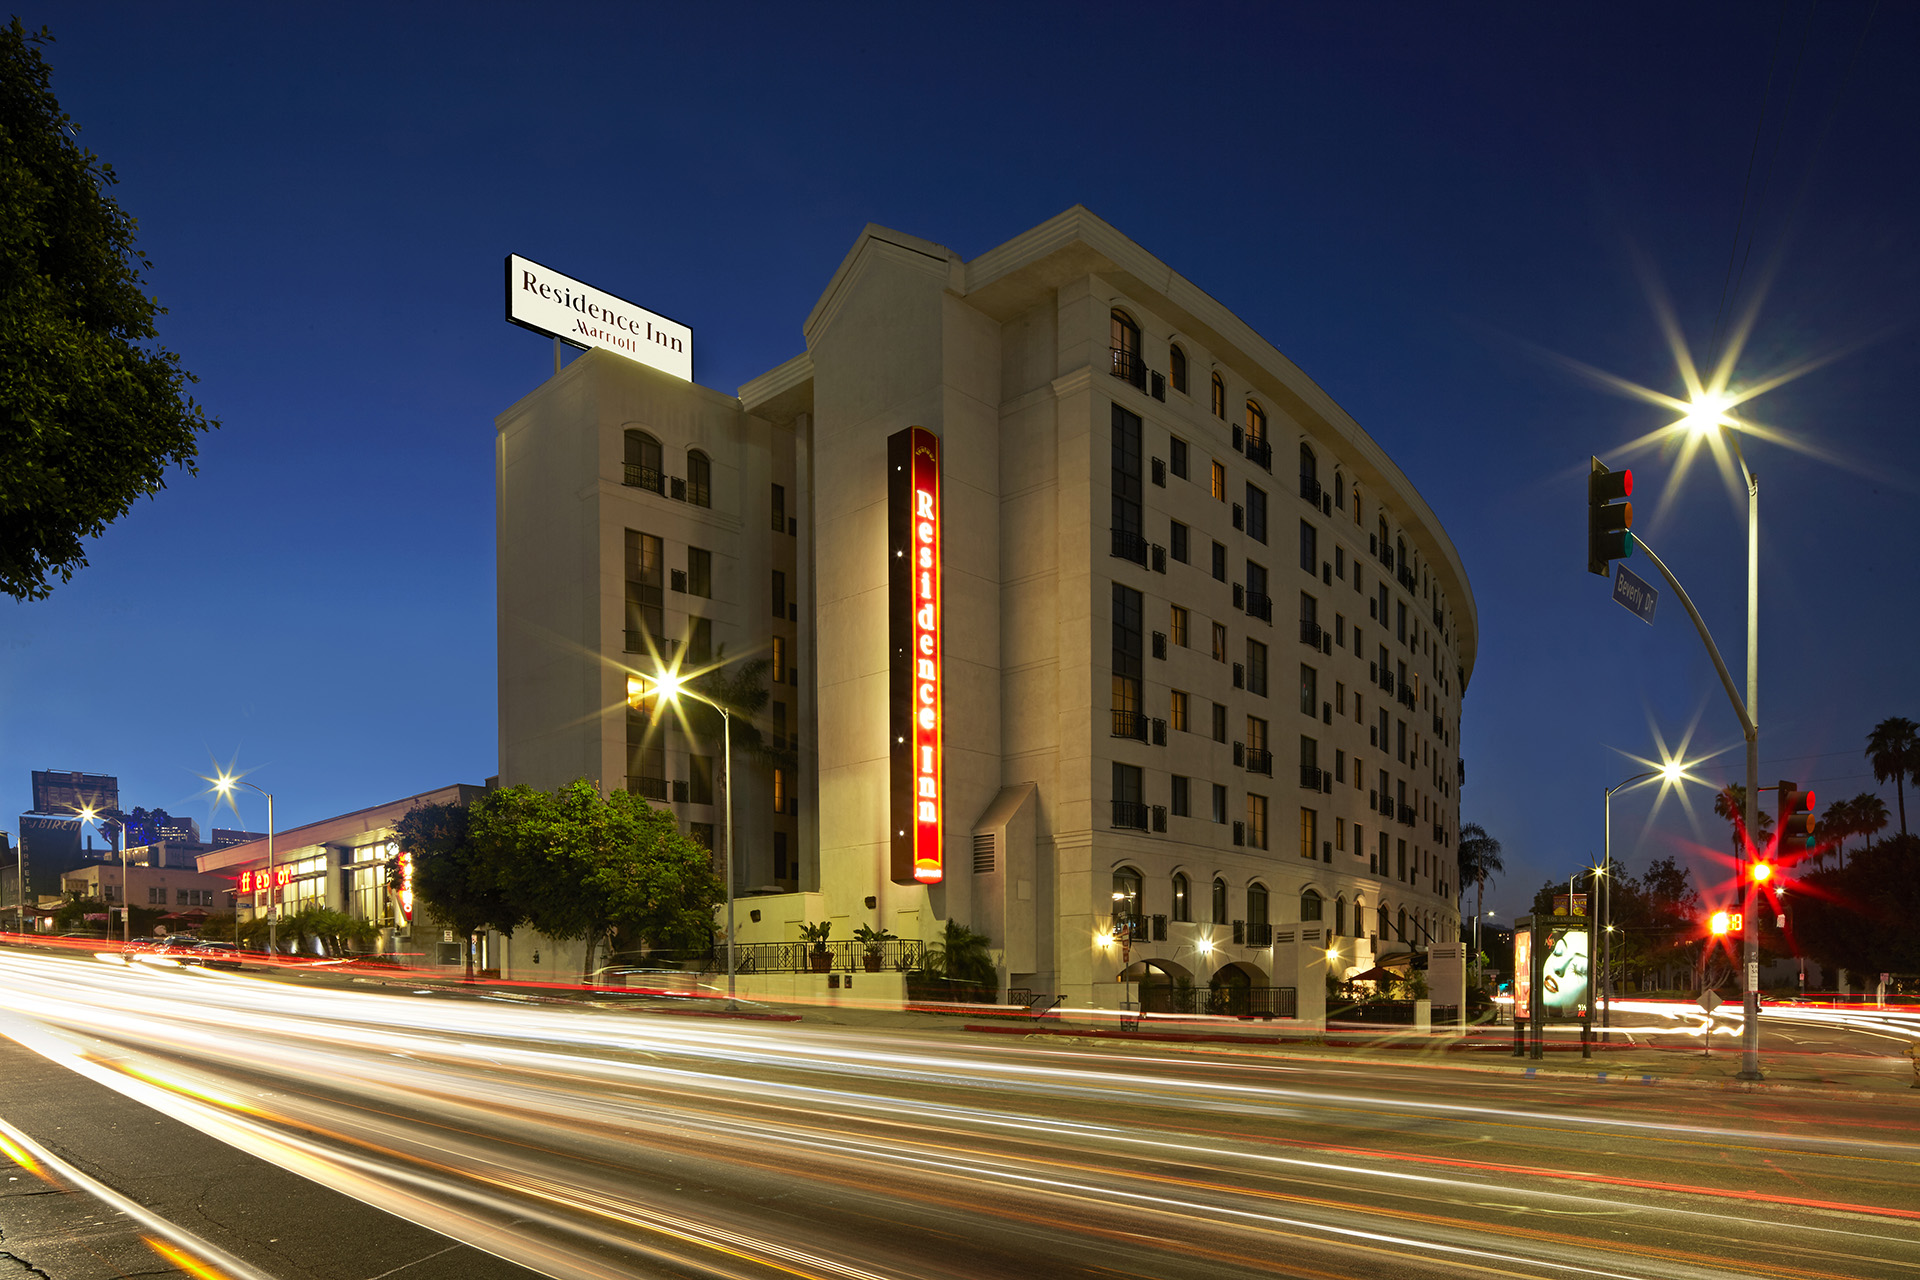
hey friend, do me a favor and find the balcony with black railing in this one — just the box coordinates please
[1110,527,1149,566]
[1398,803,1417,826]
[1378,669,1395,694]
[1243,747,1272,776]
[1244,921,1274,947]
[1379,793,1396,817]
[1434,822,1446,843]
[1111,800,1150,830]
[1245,590,1272,623]
[1299,618,1324,648]
[1433,712,1444,735]
[1397,684,1417,710]
[623,464,666,494]
[627,775,669,801]
[1111,709,1149,741]
[1398,563,1418,593]
[1299,474,1322,506]
[1299,764,1324,790]
[1109,346,1147,390]
[1245,436,1272,472]
[1378,543,1395,569]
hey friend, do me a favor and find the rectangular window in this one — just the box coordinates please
[1245,483,1268,544]
[1248,716,1269,754]
[1397,599,1407,645]
[1212,783,1228,823]
[1112,582,1143,723]
[1300,520,1318,574]
[1170,605,1188,647]
[1334,748,1345,783]
[1112,404,1143,540]
[1301,592,1317,628]
[1247,794,1268,850]
[689,755,715,806]
[1212,540,1227,582]
[1170,520,1189,563]
[771,483,786,533]
[773,570,788,617]
[1354,625,1363,658]
[1170,437,1189,479]
[1335,681,1345,714]
[772,767,786,813]
[772,701,788,748]
[1212,701,1228,743]
[1246,639,1268,696]
[1379,583,1390,623]
[1114,760,1143,811]
[624,530,664,647]
[1210,460,1227,501]
[771,635,785,683]
[1212,622,1228,662]
[1335,614,1345,645]
[1336,816,1346,852]
[1397,839,1407,881]
[688,616,712,665]
[1298,663,1316,716]
[1246,560,1268,604]
[1299,807,1316,859]
[1335,546,1345,579]
[774,831,790,880]
[1397,719,1407,764]
[1171,690,1189,732]
[1171,775,1190,817]
[687,546,712,598]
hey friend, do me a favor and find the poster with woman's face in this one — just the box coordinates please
[1542,927,1589,1017]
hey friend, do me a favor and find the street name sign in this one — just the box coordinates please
[1612,564,1658,625]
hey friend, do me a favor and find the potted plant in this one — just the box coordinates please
[853,924,895,972]
[801,920,833,973]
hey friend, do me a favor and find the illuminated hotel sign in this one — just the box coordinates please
[887,426,943,885]
[504,254,693,382]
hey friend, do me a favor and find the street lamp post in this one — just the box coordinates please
[1601,765,1680,1040]
[213,776,275,956]
[630,672,737,1009]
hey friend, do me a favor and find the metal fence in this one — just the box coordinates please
[721,938,926,975]
[1141,984,1297,1019]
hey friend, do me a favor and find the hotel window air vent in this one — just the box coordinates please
[670,570,687,593]
[670,477,687,501]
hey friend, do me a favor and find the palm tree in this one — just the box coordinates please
[1456,823,1503,942]
[1865,717,1919,837]
[1817,796,1856,871]
[1713,785,1772,860]
[1852,792,1890,858]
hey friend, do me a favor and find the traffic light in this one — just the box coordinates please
[1587,457,1634,576]
[1776,779,1816,856]
[1749,861,1773,885]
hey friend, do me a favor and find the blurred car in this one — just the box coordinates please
[152,937,243,970]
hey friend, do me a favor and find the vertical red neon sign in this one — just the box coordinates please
[910,432,942,882]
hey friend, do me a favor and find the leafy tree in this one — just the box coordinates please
[0,21,217,600]
[1866,717,1918,837]
[395,800,523,978]
[280,905,376,956]
[475,780,722,983]
[921,919,996,987]
[1792,834,1920,978]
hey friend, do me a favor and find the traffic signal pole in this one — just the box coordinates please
[1633,494,1764,1081]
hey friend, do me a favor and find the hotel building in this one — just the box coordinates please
[496,207,1476,1011]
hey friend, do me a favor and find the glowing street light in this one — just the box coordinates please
[211,774,276,957]
[629,671,738,1008]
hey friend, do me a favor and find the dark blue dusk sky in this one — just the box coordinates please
[7,2,1916,917]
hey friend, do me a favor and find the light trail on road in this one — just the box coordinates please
[2,949,1917,1279]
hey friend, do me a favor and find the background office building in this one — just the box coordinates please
[498,207,1475,1009]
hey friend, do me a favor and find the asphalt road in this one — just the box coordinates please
[2,948,1917,1280]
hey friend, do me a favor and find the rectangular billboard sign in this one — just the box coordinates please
[887,426,943,885]
[504,255,692,382]
[31,771,118,816]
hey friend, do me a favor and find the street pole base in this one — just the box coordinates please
[1734,1070,1765,1082]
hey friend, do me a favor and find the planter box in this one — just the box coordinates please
[808,953,833,973]
[862,954,883,972]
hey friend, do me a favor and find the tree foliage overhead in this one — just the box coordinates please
[1865,717,1918,838]
[399,780,722,983]
[0,20,217,601]
[1792,834,1920,977]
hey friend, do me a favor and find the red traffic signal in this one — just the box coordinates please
[1587,458,1634,577]
[1749,861,1773,885]
[1776,780,1815,855]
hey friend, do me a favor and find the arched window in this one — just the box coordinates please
[1397,537,1408,574]
[1212,876,1229,923]
[1245,401,1267,446]
[1211,372,1226,419]
[1335,895,1347,936]
[1112,865,1143,933]
[1397,907,1408,941]
[623,430,662,493]
[1299,443,1317,486]
[1377,902,1388,938]
[1300,887,1323,922]
[1110,310,1141,385]
[1247,882,1269,926]
[686,449,711,508]
[1333,470,1344,510]
[1378,517,1390,560]
[1169,344,1188,395]
[1171,872,1190,923]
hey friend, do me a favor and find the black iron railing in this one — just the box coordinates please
[723,938,927,975]
[1109,346,1147,390]
[1245,591,1272,623]
[1112,800,1150,830]
[1244,748,1273,776]
[1111,709,1148,741]
[1398,564,1418,593]
[1245,436,1272,472]
[624,464,665,494]
[1111,527,1149,566]
[1299,619,1323,648]
[1299,474,1322,505]
[1140,983,1297,1018]
[627,775,668,801]
[1299,764,1324,790]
